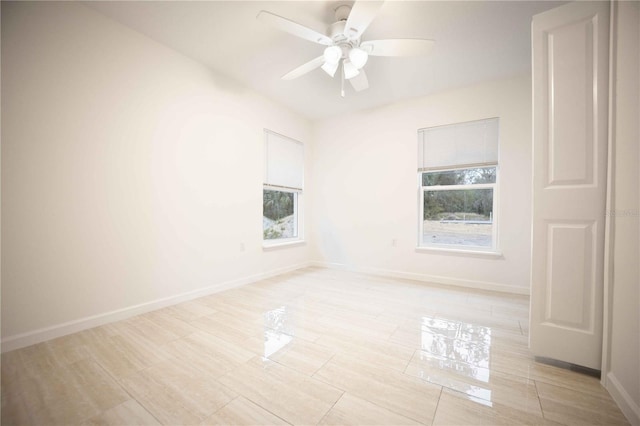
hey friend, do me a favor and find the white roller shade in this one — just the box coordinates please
[264,130,304,190]
[418,117,499,171]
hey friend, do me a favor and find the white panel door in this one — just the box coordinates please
[530,1,609,370]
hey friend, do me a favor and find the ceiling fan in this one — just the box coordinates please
[257,1,435,96]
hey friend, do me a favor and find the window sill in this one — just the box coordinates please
[415,246,503,259]
[263,240,306,250]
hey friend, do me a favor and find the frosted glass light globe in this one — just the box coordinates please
[323,46,342,65]
[348,47,368,69]
[321,61,339,77]
[343,60,360,79]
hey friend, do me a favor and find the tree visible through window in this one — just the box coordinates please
[263,190,297,240]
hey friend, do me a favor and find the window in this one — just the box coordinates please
[418,118,499,251]
[263,130,304,245]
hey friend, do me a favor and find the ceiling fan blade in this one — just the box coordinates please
[257,11,332,46]
[344,1,384,40]
[360,39,435,56]
[349,68,369,92]
[281,56,325,80]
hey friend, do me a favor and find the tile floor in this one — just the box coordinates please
[1,267,630,425]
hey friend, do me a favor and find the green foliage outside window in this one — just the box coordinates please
[263,190,294,221]
[263,189,297,240]
[422,167,495,221]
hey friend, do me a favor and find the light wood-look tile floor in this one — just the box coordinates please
[1,267,630,425]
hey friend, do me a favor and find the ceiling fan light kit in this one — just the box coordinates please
[257,1,435,95]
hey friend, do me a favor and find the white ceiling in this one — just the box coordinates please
[87,1,565,121]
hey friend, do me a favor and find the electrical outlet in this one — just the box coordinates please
[240,242,245,252]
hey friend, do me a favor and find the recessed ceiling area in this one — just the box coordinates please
[87,1,564,120]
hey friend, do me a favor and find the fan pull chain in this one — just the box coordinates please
[341,61,345,98]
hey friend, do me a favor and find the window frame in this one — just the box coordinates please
[418,165,500,253]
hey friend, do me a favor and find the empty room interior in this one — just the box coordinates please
[1,1,639,425]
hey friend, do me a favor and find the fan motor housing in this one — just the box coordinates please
[327,21,360,55]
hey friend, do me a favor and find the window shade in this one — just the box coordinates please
[418,117,499,171]
[264,130,304,190]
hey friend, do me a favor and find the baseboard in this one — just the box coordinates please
[311,261,530,296]
[1,262,311,353]
[605,372,640,425]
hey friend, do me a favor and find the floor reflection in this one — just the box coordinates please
[419,315,493,403]
[263,306,294,358]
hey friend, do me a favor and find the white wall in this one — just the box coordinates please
[310,75,532,294]
[606,1,640,423]
[1,2,312,349]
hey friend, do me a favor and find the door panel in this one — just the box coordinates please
[547,17,596,186]
[531,1,609,370]
[545,222,595,330]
